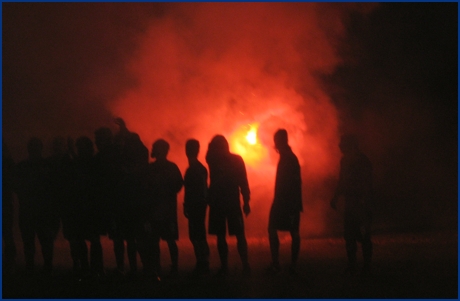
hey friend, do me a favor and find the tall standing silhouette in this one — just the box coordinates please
[331,134,373,276]
[267,129,302,275]
[142,139,183,278]
[14,137,60,275]
[206,135,251,276]
[183,139,210,275]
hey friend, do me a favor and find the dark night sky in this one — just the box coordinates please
[2,3,458,235]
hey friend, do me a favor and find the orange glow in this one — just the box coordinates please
[108,3,350,238]
[230,123,268,167]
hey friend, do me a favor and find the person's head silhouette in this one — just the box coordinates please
[186,139,200,160]
[151,139,169,160]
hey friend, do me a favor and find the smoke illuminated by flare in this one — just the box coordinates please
[109,3,375,237]
[230,123,268,167]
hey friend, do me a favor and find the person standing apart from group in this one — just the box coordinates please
[330,134,373,276]
[267,129,303,275]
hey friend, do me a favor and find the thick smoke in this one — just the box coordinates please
[105,3,376,237]
[8,4,454,241]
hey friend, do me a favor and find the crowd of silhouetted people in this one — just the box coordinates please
[3,118,374,284]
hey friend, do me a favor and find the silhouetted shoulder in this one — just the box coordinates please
[228,153,245,167]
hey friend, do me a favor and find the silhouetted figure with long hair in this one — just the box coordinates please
[267,129,302,275]
[143,139,183,278]
[206,135,251,276]
[111,118,149,275]
[2,140,16,274]
[71,136,104,278]
[183,139,210,275]
[330,134,373,276]
[14,137,60,275]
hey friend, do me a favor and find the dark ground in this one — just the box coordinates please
[2,230,457,299]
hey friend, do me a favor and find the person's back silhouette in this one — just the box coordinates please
[71,136,104,278]
[94,127,123,276]
[330,134,373,276]
[143,139,183,278]
[206,135,251,276]
[14,137,59,274]
[47,136,76,273]
[267,129,302,275]
[183,139,210,275]
[110,118,149,275]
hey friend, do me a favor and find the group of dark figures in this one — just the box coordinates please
[3,118,374,283]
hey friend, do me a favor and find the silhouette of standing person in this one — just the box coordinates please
[330,134,373,276]
[94,127,122,276]
[3,140,16,274]
[143,139,183,278]
[267,129,302,275]
[71,136,105,278]
[14,137,60,275]
[112,118,149,275]
[183,139,210,275]
[47,137,75,272]
[206,135,251,276]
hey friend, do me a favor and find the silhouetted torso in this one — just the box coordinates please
[48,152,74,218]
[337,152,372,214]
[207,153,249,212]
[184,160,208,213]
[145,159,183,222]
[118,133,149,217]
[70,153,101,238]
[94,144,123,214]
[15,157,53,217]
[273,146,302,215]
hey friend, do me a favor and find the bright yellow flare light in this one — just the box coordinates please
[230,123,267,167]
[246,127,257,145]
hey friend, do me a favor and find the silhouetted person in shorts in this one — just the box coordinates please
[14,137,60,275]
[183,139,210,275]
[143,139,183,277]
[331,134,373,276]
[267,129,302,275]
[206,135,251,276]
[2,140,16,274]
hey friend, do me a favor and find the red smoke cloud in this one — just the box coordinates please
[107,3,375,237]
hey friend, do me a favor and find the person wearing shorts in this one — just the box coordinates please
[206,135,251,276]
[143,139,183,277]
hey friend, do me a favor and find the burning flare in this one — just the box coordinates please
[230,123,268,167]
[245,124,258,145]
